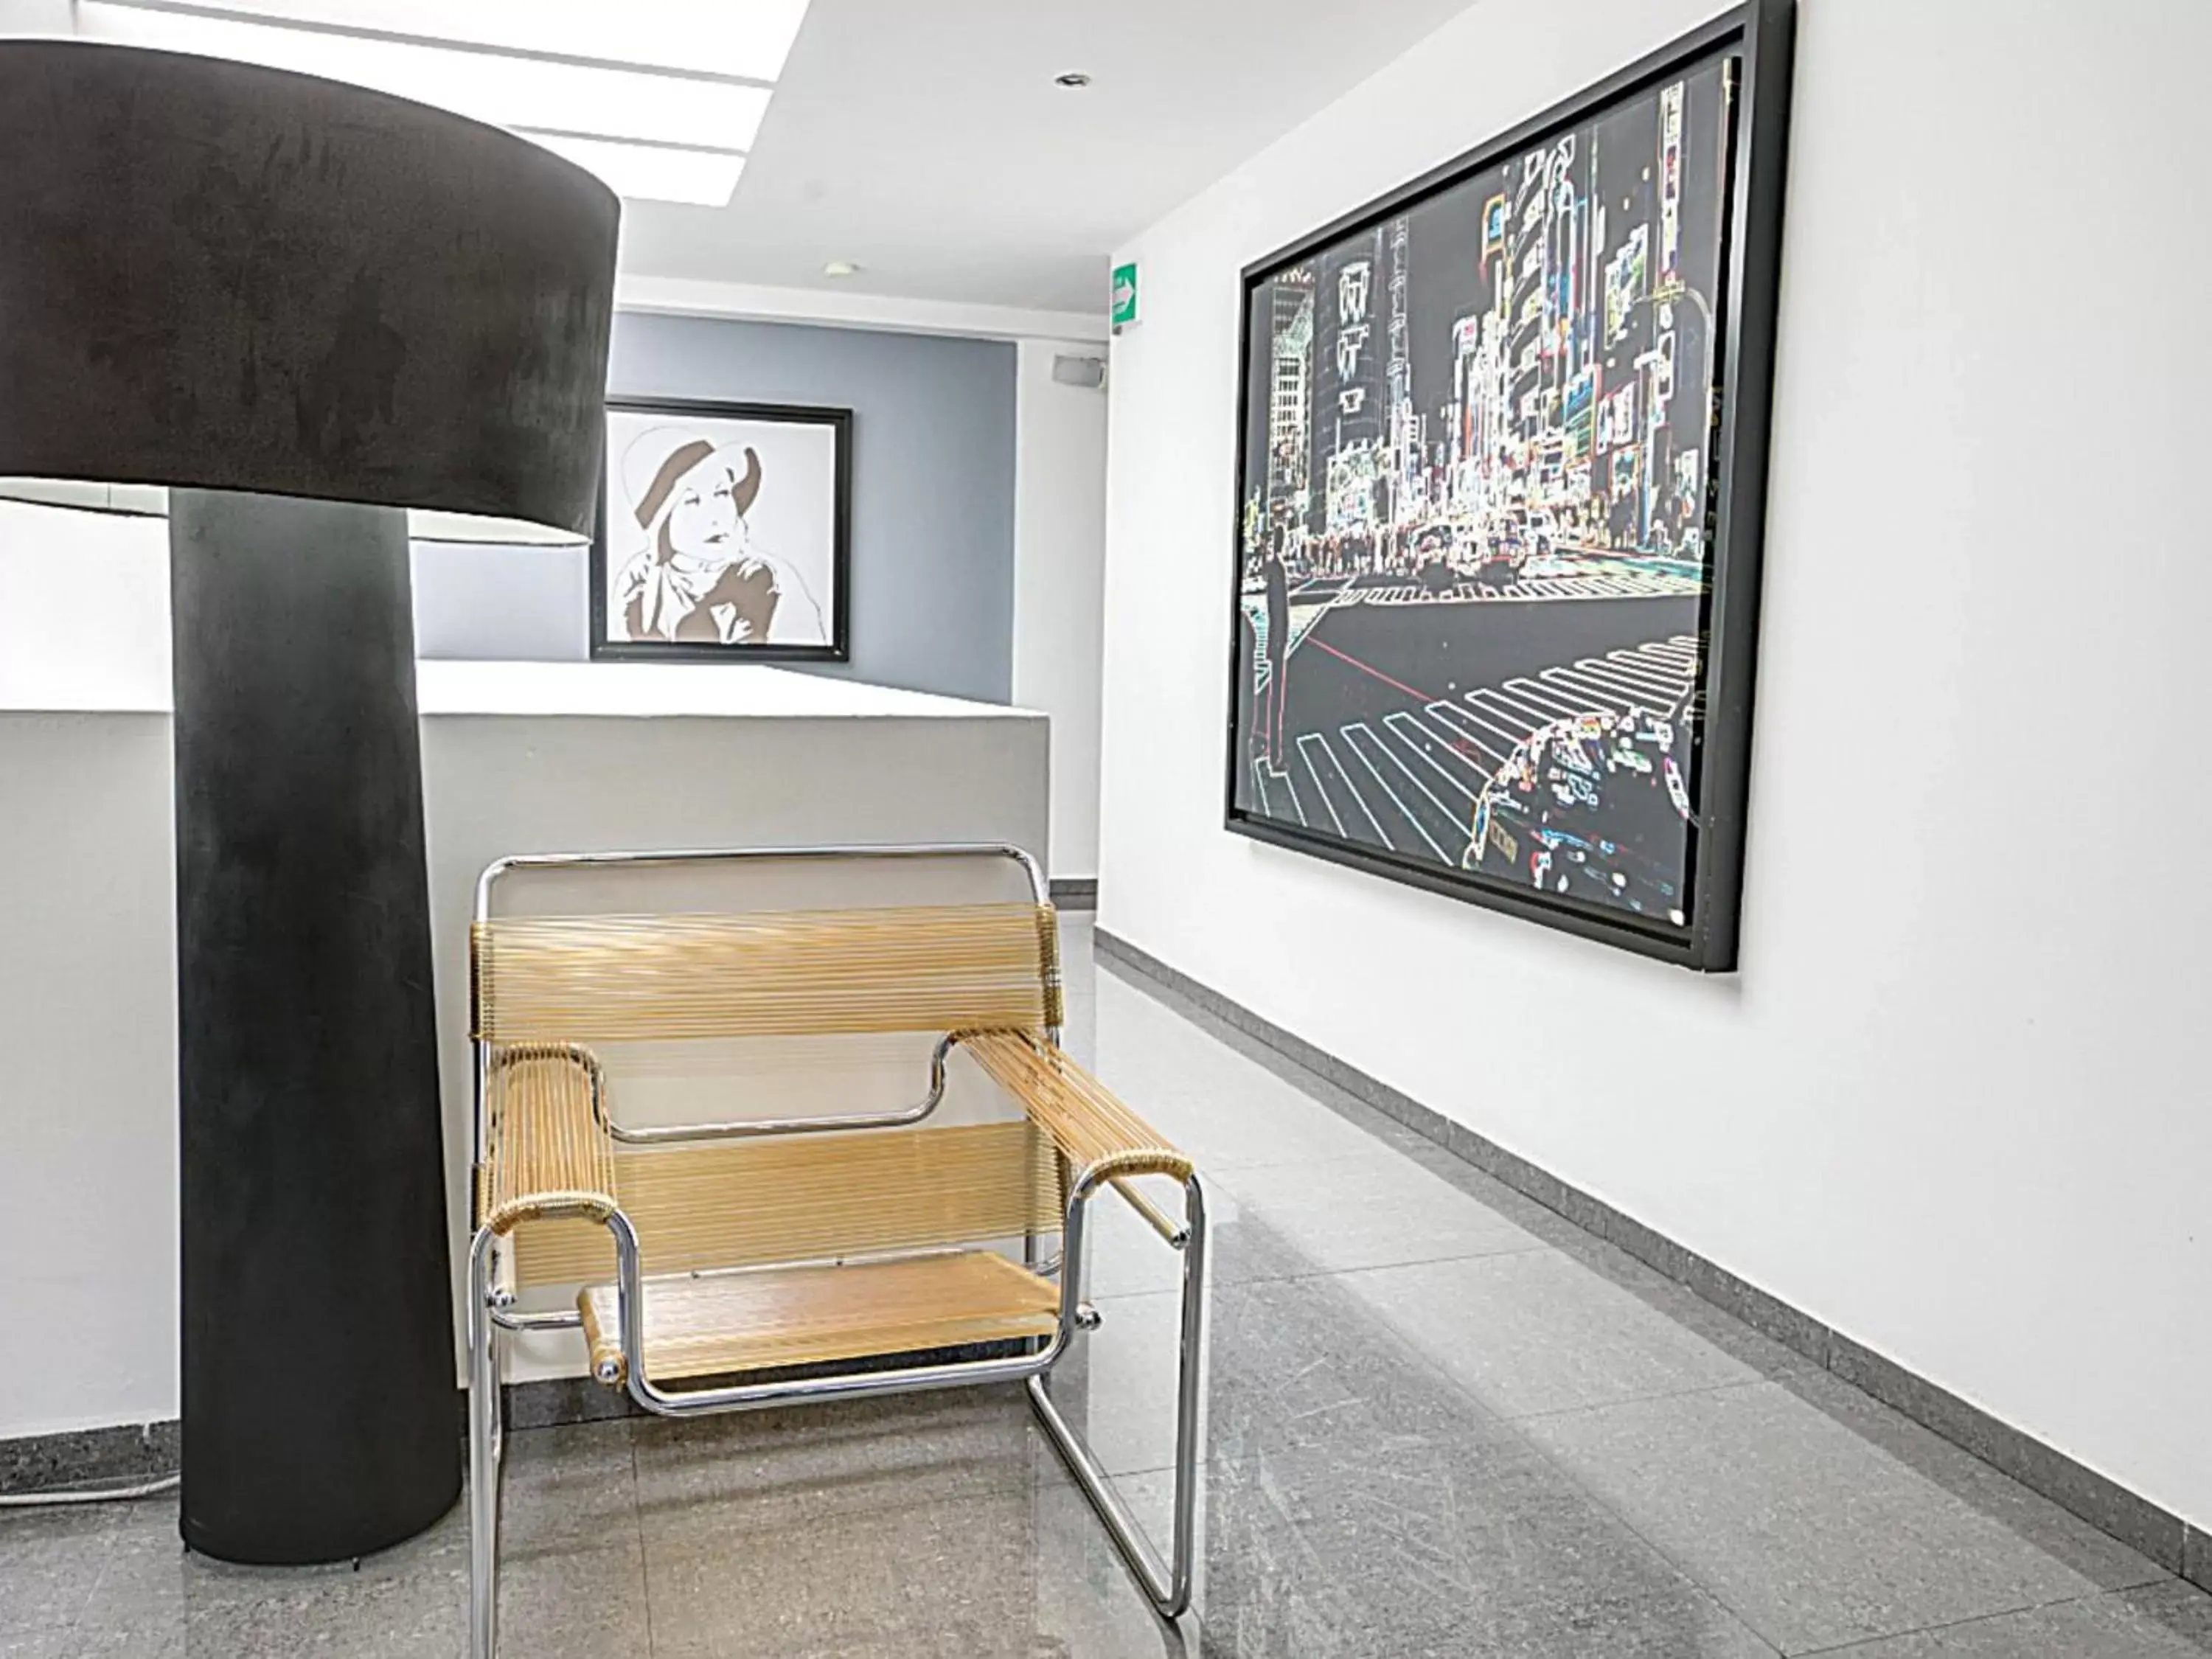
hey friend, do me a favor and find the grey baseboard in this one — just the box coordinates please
[0,1419,176,1498]
[1092,925,2204,1586]
[1048,877,1097,911]
[503,1377,641,1431]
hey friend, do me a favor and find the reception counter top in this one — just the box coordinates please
[1,650,1034,722]
[417,659,1034,720]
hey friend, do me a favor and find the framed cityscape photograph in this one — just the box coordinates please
[1225,1,1792,970]
[590,396,851,662]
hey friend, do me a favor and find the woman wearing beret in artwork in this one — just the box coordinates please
[613,428,827,646]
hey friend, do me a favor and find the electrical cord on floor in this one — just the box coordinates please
[0,1472,179,1509]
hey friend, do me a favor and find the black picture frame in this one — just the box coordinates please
[589,395,853,663]
[1222,0,1793,971]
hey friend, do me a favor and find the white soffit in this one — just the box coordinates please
[184,0,809,78]
[0,481,582,546]
[38,0,814,206]
[521,133,745,212]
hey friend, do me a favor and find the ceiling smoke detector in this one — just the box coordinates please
[822,260,860,278]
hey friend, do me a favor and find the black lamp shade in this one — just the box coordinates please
[0,38,617,536]
[0,40,619,1564]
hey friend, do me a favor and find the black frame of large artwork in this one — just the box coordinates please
[590,394,853,664]
[1221,0,1793,971]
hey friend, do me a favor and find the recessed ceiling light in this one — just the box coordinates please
[1053,72,1093,88]
[823,260,860,278]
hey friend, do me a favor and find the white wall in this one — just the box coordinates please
[0,676,1046,1438]
[1098,0,2212,1529]
[0,501,170,711]
[1012,340,1110,880]
[0,715,179,1438]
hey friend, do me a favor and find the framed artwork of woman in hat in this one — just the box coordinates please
[590,397,852,661]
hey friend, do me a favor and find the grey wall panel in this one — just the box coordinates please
[413,314,1018,705]
[411,541,591,661]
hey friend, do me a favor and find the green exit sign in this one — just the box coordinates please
[1111,262,1138,331]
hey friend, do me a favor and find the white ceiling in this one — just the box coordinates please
[617,0,1475,315]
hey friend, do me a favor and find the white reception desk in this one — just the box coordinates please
[0,662,1048,1439]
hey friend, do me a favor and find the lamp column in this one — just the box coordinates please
[170,490,456,1562]
[0,38,617,1562]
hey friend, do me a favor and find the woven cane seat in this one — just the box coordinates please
[578,1251,1060,1383]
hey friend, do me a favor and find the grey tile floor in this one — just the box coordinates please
[7,918,2209,1656]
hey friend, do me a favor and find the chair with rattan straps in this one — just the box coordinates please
[463,844,1204,1659]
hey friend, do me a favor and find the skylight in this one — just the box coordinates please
[30,0,813,206]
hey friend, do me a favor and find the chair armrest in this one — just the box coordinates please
[476,1043,619,1235]
[959,1030,1192,1189]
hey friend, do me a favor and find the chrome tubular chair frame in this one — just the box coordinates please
[605,1030,964,1147]
[465,844,1203,1659]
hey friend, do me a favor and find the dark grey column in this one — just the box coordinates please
[170,490,458,1563]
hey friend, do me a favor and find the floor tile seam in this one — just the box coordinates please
[1179,1150,1435,1178]
[1086,1270,1570,1462]
[2095,1561,2184,1594]
[1317,1237,1802,1348]
[631,1411,1738,1537]
[1258,1279,1544,1457]
[1513,1475,1788,1657]
[524,1430,647,1531]
[1318,1241,1652,1291]
[1781,1582,2132,1655]
[627,1433,664,1659]
[626,1430,1043,1482]
[1749,1385,2180,1596]
[1098,1060,1544,1194]
[1185,1133,1477,1168]
[1499,1373,1775,1427]
[633,1459,1055,1556]
[56,1537,121,1637]
[1407,1373,1802,1656]
[1077,1458,1176,1490]
[630,1467,1037,1527]
[1100,1405,1798,1529]
[1237,1422,1795,1659]
[1492,1379,2175,1659]
[0,1614,80,1644]
[1089,1030,1409,1152]
[1259,1237,1562,1280]
[1088,969,1423,1141]
[1089,1237,1564,1306]
[1522,1413,2182,1659]
[1086,1236,1559,1300]
[1201,1152,1553,1213]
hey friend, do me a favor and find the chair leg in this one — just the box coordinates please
[1031,1174,1207,1619]
[1164,1173,1207,1610]
[467,1229,503,1659]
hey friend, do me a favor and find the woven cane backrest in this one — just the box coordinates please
[471,901,1062,1046]
[509,1118,1063,1290]
[476,894,1069,1291]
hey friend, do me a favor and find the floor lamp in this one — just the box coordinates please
[0,41,617,1562]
